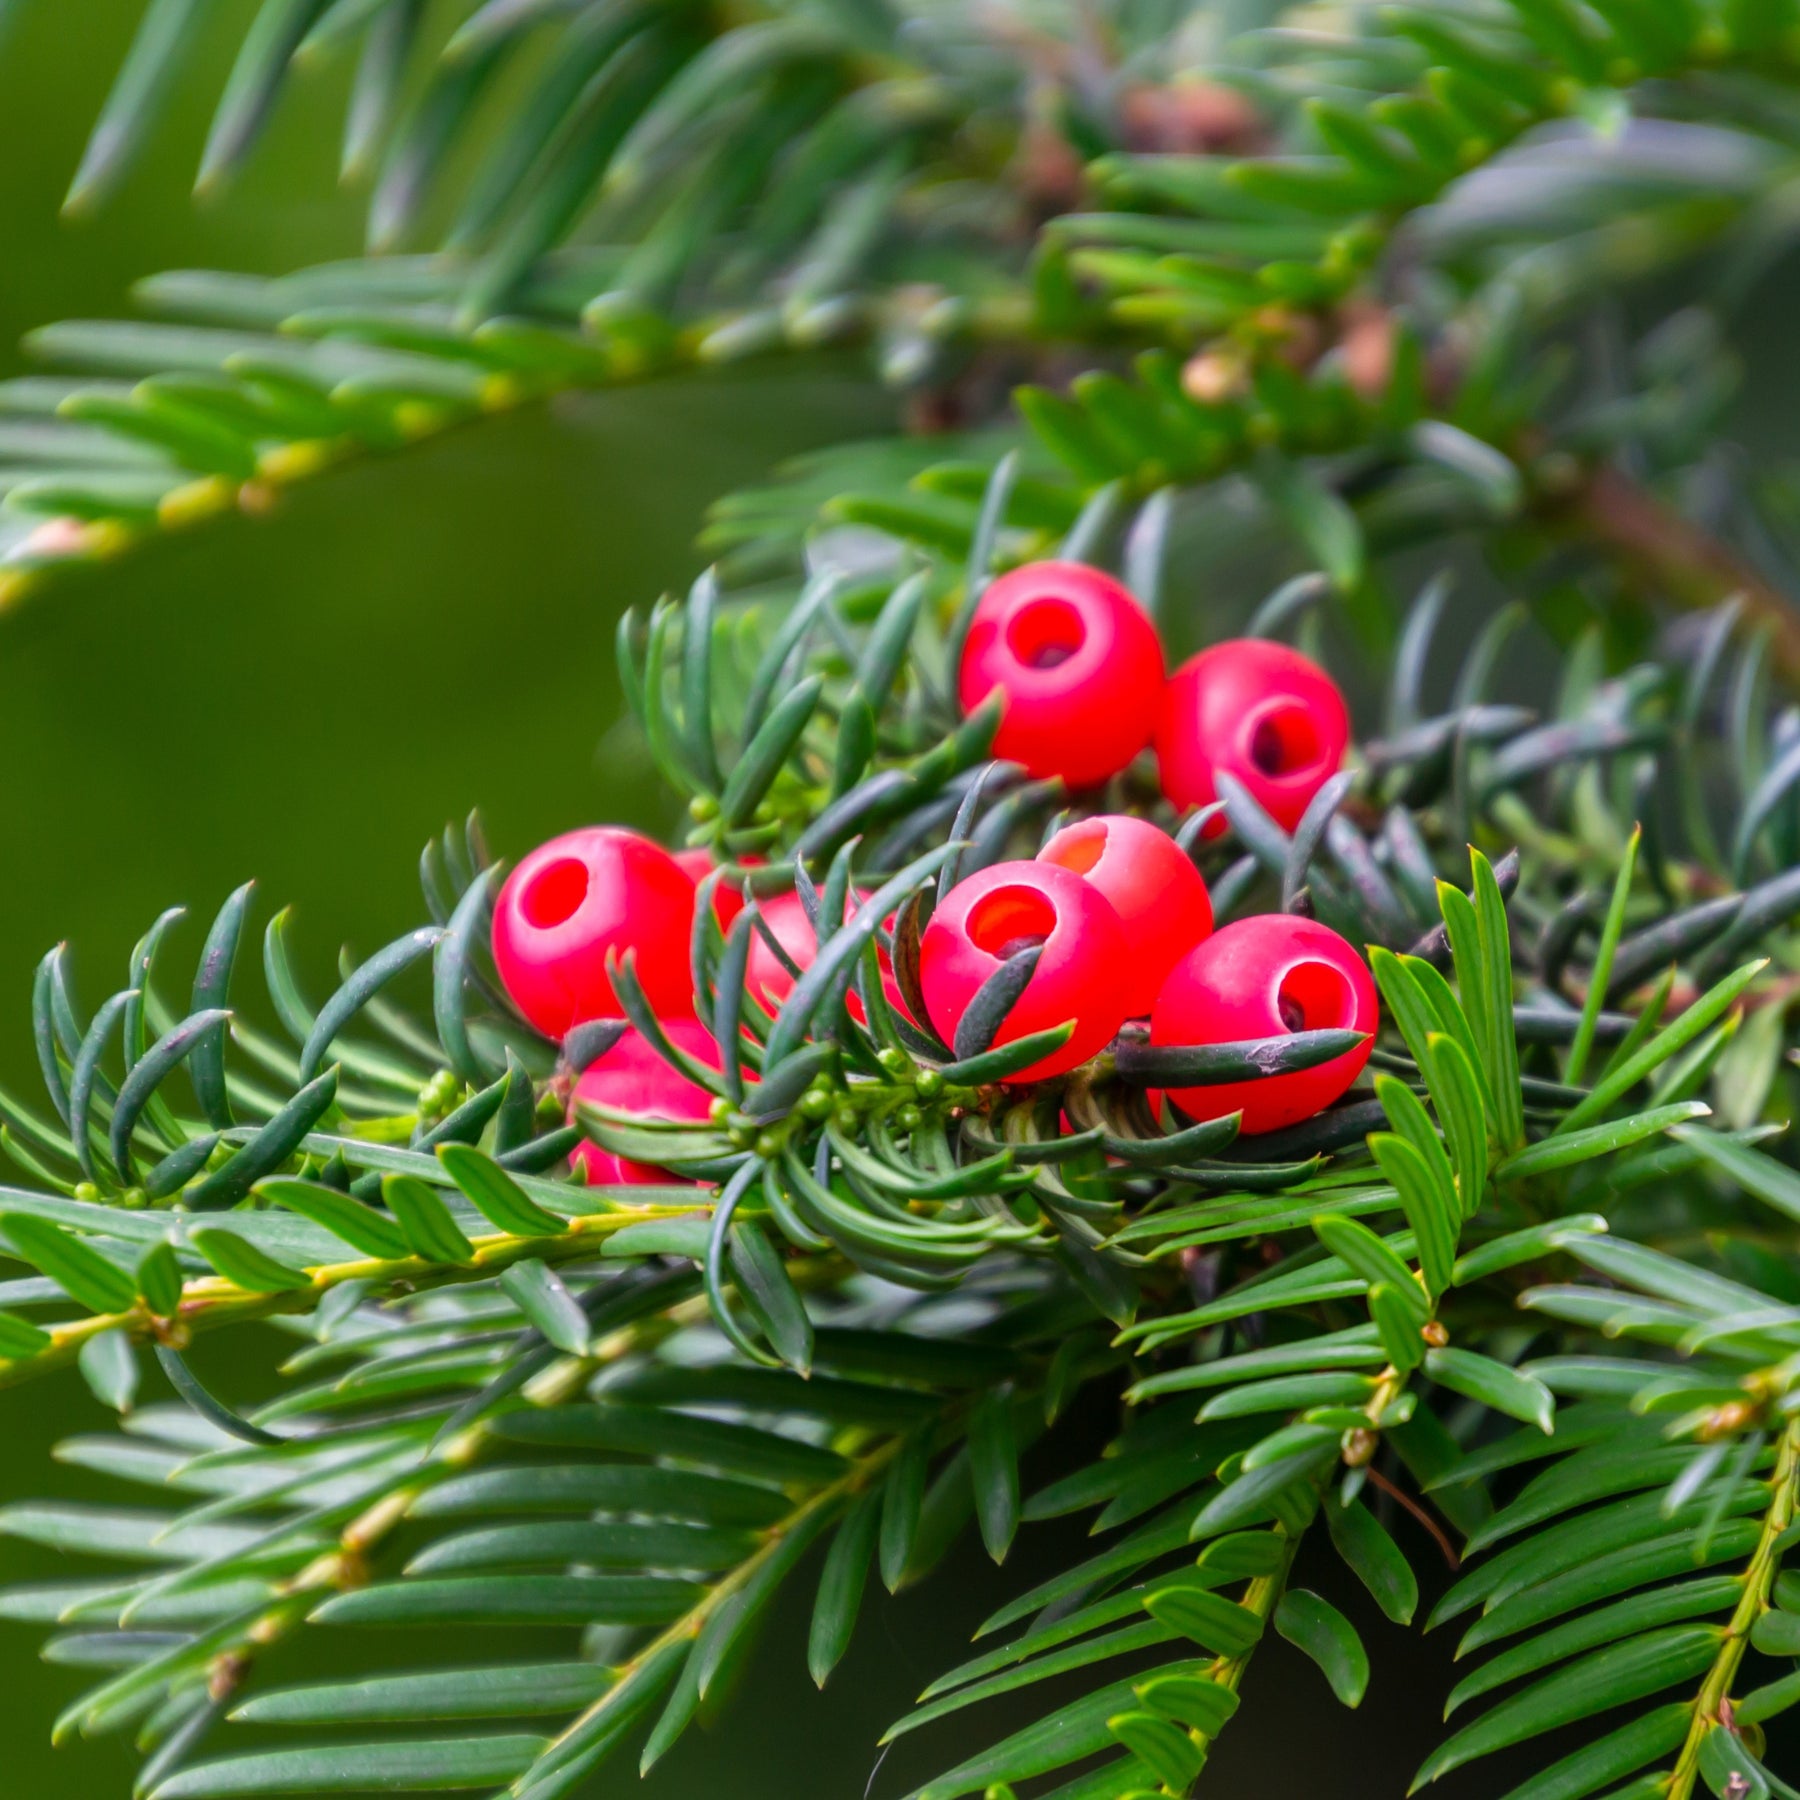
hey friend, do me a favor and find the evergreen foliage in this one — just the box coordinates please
[9,2,1800,1797]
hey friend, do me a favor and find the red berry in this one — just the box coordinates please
[920,861,1130,1082]
[672,846,761,929]
[744,890,822,1014]
[493,827,696,1036]
[570,1021,721,1185]
[1155,639,1350,831]
[958,561,1165,789]
[1037,814,1214,1017]
[744,888,913,1026]
[1150,914,1375,1134]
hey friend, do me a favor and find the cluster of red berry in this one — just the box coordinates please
[935,560,1374,1127]
[490,826,710,1186]
[959,560,1349,828]
[918,821,1374,1133]
[486,560,1379,1188]
[488,827,891,1185]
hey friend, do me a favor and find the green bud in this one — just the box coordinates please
[799,1089,833,1121]
[877,1046,910,1077]
[754,1131,781,1160]
[834,1107,858,1137]
[916,1069,945,1099]
[710,1097,732,1126]
[896,1104,922,1132]
[688,794,719,821]
[416,1068,461,1119]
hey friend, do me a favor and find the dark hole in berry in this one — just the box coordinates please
[996,933,1049,960]
[1247,701,1324,778]
[967,886,1058,960]
[521,857,589,928]
[1276,959,1355,1034]
[1006,596,1086,673]
[1250,719,1286,775]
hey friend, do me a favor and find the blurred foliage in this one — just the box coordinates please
[0,19,888,1798]
[18,3,1800,1800]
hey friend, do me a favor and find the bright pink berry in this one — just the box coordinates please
[1155,639,1350,831]
[570,1021,721,1185]
[920,861,1130,1082]
[745,890,822,1014]
[672,846,761,929]
[745,889,910,1024]
[1037,814,1214,1018]
[493,827,696,1036]
[958,561,1166,790]
[1150,914,1375,1134]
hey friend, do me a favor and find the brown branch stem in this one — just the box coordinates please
[1551,462,1800,686]
[1366,1464,1462,1571]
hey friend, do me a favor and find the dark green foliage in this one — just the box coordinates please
[0,592,1739,1800]
[9,0,1800,1797]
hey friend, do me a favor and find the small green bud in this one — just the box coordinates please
[416,1068,461,1119]
[896,1104,922,1132]
[877,1046,910,1077]
[73,1182,100,1202]
[916,1069,945,1099]
[688,794,719,821]
[799,1089,833,1121]
[754,1131,781,1160]
[834,1106,858,1137]
[710,1097,732,1126]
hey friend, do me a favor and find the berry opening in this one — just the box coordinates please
[1276,959,1356,1033]
[1006,596,1086,671]
[967,886,1058,961]
[520,857,590,929]
[1042,820,1107,875]
[1248,700,1325,779]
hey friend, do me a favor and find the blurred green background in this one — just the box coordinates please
[0,6,899,1793]
[0,7,1761,1798]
